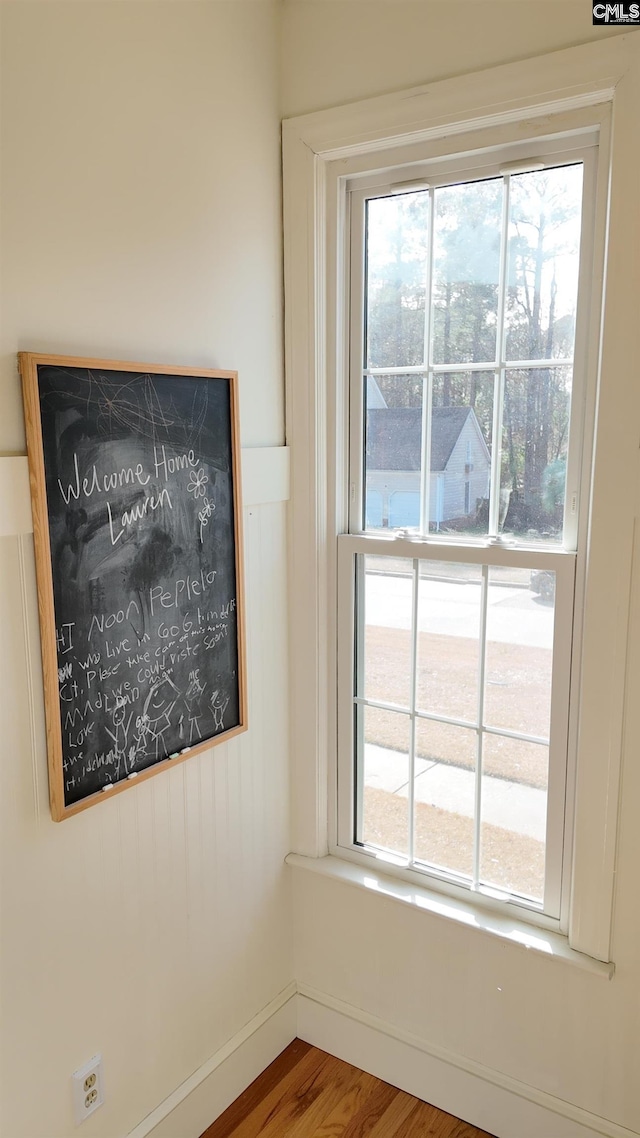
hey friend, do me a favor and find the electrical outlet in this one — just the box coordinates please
[72,1055,104,1125]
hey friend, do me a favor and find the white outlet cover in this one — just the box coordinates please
[71,1054,104,1126]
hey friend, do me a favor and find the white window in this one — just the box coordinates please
[338,143,594,924]
[284,39,639,962]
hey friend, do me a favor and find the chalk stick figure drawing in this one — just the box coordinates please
[210,688,230,734]
[105,693,133,779]
[184,668,206,744]
[127,712,151,770]
[143,674,180,761]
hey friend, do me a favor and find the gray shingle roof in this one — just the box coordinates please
[366,405,474,472]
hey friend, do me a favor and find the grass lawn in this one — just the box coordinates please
[364,625,551,789]
[363,787,545,900]
[360,622,550,900]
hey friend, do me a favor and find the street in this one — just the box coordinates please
[364,571,554,649]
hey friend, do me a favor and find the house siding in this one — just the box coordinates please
[365,413,490,528]
[441,416,491,523]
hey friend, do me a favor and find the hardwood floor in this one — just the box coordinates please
[200,1039,496,1138]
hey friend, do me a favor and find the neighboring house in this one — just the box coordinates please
[365,403,491,529]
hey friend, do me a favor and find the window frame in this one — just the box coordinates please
[336,137,597,928]
[283,36,640,963]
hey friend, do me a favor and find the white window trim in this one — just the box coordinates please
[339,132,597,931]
[283,36,640,964]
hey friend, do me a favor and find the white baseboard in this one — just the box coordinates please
[126,982,636,1138]
[127,982,297,1138]
[296,986,637,1138]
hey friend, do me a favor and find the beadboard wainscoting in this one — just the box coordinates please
[0,447,294,1138]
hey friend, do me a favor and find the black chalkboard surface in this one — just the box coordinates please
[20,354,246,820]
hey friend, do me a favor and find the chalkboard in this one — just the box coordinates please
[20,353,246,820]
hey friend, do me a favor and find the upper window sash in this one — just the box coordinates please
[347,139,598,553]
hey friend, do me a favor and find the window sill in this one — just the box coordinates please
[285,852,614,979]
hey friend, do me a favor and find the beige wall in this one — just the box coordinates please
[1,1,284,454]
[0,4,291,1136]
[282,6,640,1135]
[280,0,626,117]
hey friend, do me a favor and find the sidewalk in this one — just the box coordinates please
[364,743,546,842]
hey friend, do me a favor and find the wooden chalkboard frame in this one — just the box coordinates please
[20,352,247,821]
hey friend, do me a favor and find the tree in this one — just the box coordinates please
[502,166,582,530]
[366,191,428,389]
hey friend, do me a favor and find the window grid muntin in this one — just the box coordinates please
[352,698,551,747]
[488,174,511,536]
[406,560,419,865]
[473,566,490,884]
[365,359,574,373]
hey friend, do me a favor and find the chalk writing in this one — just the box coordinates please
[107,487,173,545]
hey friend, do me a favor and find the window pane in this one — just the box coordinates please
[430,371,494,535]
[365,192,429,369]
[480,734,548,901]
[365,373,424,531]
[482,731,549,792]
[351,158,584,914]
[505,164,583,363]
[360,706,410,855]
[360,555,413,709]
[364,372,496,536]
[432,178,502,366]
[413,721,476,878]
[416,561,481,722]
[351,552,562,905]
[501,367,571,541]
[484,567,554,739]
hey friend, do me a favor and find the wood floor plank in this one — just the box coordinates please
[429,1103,494,1138]
[397,1101,449,1137]
[277,1056,364,1138]
[232,1053,359,1138]
[200,1041,320,1138]
[433,1116,494,1138]
[366,1090,420,1137]
[396,1099,493,1138]
[231,1049,336,1138]
[307,1070,380,1137]
[339,1080,399,1138]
